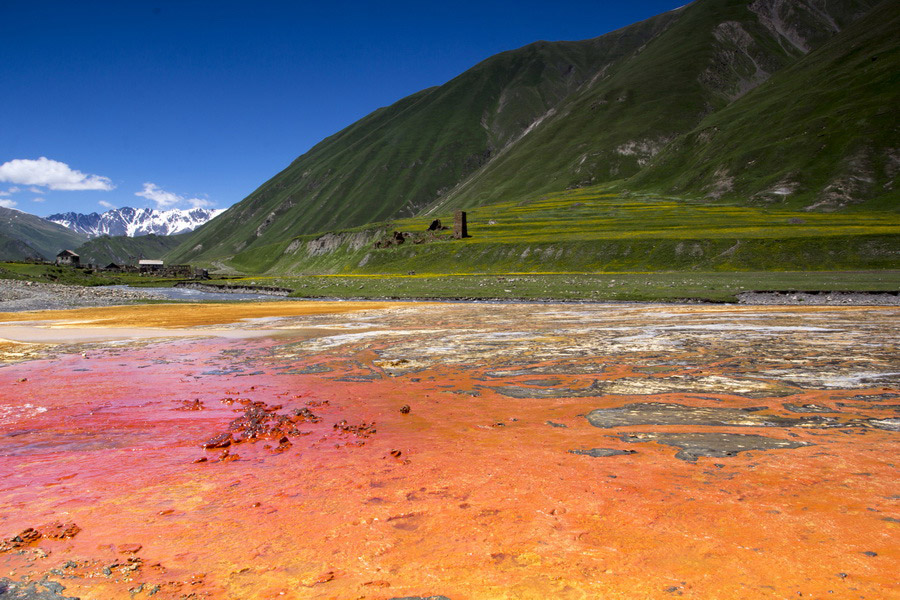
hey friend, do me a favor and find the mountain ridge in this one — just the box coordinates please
[47,206,224,238]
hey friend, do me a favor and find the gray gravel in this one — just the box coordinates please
[737,291,899,305]
[0,279,156,312]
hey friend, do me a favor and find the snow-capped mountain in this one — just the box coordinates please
[47,207,225,237]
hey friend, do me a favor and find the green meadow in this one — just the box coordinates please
[222,271,897,303]
[224,186,899,277]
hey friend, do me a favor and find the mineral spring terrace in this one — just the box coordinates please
[0,301,897,599]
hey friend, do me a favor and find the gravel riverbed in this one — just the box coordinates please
[736,291,899,305]
[1,279,897,313]
[0,280,157,312]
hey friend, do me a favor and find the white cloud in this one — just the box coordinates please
[98,200,116,209]
[0,157,114,191]
[31,196,46,203]
[0,199,17,209]
[29,186,44,194]
[136,182,180,208]
[136,182,213,210]
[187,196,213,209]
[0,187,20,196]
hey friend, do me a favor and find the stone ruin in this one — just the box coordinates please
[372,212,470,249]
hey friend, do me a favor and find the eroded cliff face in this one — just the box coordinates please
[749,0,877,52]
[0,301,896,598]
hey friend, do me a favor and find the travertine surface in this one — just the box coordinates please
[0,302,896,599]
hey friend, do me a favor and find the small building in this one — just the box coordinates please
[56,249,80,267]
[139,259,164,274]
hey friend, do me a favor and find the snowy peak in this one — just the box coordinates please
[47,207,225,237]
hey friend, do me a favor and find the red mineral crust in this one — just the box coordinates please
[0,302,896,599]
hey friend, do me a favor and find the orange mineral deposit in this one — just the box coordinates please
[0,302,897,599]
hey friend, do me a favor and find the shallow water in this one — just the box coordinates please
[110,284,283,302]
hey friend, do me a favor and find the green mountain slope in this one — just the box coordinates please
[424,0,887,212]
[74,233,188,266]
[169,10,678,264]
[0,207,88,261]
[168,0,894,270]
[630,0,900,209]
[0,233,43,261]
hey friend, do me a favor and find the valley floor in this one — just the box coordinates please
[0,301,897,599]
[2,270,898,312]
[230,270,900,304]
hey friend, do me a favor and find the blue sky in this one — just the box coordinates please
[0,1,687,217]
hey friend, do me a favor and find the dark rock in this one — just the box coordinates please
[0,577,78,599]
[39,522,80,540]
[617,432,812,462]
[0,527,41,552]
[427,219,442,231]
[333,420,377,437]
[868,418,900,431]
[585,402,841,429]
[291,407,322,423]
[569,448,637,458]
[202,432,233,449]
[783,403,835,413]
[487,380,607,399]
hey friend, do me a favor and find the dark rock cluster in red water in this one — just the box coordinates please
[200,398,338,460]
[0,522,81,553]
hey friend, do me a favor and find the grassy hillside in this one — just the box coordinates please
[75,233,188,266]
[0,206,88,261]
[168,0,891,271]
[208,186,899,275]
[0,233,43,261]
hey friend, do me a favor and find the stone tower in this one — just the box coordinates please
[454,211,469,239]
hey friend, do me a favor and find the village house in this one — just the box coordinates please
[56,249,80,267]
[138,259,165,273]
